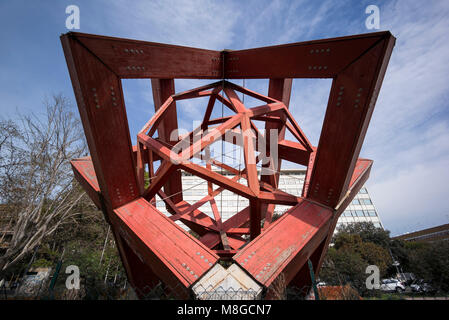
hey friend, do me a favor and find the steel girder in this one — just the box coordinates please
[61,31,394,299]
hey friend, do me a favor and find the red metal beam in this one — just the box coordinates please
[210,198,231,250]
[151,79,184,205]
[261,79,293,224]
[172,200,220,236]
[259,191,300,206]
[200,207,250,249]
[61,34,139,210]
[233,199,333,288]
[113,197,219,298]
[307,34,395,207]
[61,34,156,295]
[225,80,279,104]
[71,158,101,208]
[180,162,255,199]
[140,96,174,136]
[290,159,373,290]
[142,161,177,201]
[241,115,260,197]
[201,86,223,130]
[224,32,392,78]
[173,81,222,100]
[69,32,222,79]
[179,113,242,162]
[278,140,310,166]
[63,31,395,299]
[249,199,262,240]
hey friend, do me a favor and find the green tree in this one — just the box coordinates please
[406,240,449,292]
[335,222,391,248]
[320,222,392,296]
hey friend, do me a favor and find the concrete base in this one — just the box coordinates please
[192,263,262,300]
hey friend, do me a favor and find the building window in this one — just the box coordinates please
[361,199,372,205]
[352,199,360,205]
[356,210,364,217]
[367,210,377,217]
[359,188,368,194]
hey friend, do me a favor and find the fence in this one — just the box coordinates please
[0,277,318,300]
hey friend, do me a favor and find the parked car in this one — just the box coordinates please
[380,278,406,293]
[410,279,436,294]
[397,272,416,286]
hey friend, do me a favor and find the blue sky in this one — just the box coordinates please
[1,0,448,236]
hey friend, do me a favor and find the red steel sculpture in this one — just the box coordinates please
[61,31,395,299]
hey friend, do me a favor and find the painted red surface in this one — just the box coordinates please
[62,31,394,297]
[234,199,333,287]
[114,197,219,288]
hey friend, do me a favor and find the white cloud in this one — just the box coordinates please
[366,0,449,151]
[240,0,337,48]
[236,0,449,234]
[99,0,239,50]
[64,0,449,234]
[357,1,449,233]
[370,156,449,236]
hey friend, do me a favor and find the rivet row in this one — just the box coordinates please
[126,66,146,71]
[308,65,328,70]
[124,48,144,54]
[309,48,331,54]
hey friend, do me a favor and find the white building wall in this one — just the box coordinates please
[154,170,384,233]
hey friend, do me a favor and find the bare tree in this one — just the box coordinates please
[0,95,86,275]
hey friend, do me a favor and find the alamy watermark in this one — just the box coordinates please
[365,265,380,289]
[65,5,80,30]
[65,265,80,290]
[365,5,380,30]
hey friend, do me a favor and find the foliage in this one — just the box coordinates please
[366,293,405,300]
[0,95,86,276]
[31,258,54,268]
[320,222,392,296]
[321,247,365,287]
[47,217,126,299]
[405,240,449,292]
[335,222,391,248]
[2,95,448,299]
[50,204,125,294]
[0,94,128,298]
[321,221,449,296]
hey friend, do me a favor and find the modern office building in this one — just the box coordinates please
[154,169,384,234]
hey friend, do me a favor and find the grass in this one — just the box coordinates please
[364,293,405,300]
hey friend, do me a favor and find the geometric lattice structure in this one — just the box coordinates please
[61,31,395,299]
[137,80,313,244]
